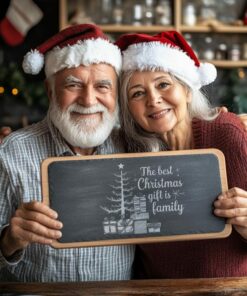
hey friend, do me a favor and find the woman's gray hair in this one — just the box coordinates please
[119,70,218,152]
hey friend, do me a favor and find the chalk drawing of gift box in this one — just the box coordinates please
[147,222,162,233]
[117,219,134,234]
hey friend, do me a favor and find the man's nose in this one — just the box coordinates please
[78,86,97,107]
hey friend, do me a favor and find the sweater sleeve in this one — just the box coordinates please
[193,112,247,190]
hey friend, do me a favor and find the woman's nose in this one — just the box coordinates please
[146,89,162,106]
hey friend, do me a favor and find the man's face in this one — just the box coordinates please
[48,64,118,148]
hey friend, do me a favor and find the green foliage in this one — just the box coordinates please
[0,62,48,109]
[229,69,247,114]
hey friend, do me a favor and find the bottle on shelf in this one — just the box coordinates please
[155,0,172,26]
[112,0,123,24]
[215,43,228,60]
[132,3,143,26]
[199,0,217,23]
[143,0,155,25]
[201,36,215,60]
[100,0,112,24]
[229,44,241,61]
[183,2,197,26]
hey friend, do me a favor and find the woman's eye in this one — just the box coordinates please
[158,82,169,89]
[130,91,144,100]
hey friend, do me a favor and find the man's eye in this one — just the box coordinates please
[98,84,108,89]
[97,84,110,92]
[67,83,81,89]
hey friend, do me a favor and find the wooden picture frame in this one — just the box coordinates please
[41,148,231,248]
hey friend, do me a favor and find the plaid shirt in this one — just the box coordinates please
[0,116,135,282]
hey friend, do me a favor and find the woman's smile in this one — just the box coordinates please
[148,108,172,120]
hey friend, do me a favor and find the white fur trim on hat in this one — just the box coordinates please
[122,42,216,89]
[44,38,122,77]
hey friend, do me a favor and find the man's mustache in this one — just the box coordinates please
[68,104,107,115]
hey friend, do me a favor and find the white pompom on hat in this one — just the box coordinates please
[115,30,217,89]
[22,23,122,77]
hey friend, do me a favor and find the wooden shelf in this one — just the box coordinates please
[87,24,247,34]
[99,25,175,33]
[59,0,247,68]
[205,60,247,68]
[180,25,247,33]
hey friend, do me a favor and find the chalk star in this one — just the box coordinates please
[118,163,124,169]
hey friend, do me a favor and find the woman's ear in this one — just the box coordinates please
[186,89,192,103]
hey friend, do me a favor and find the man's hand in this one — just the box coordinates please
[0,201,63,258]
[0,126,12,143]
[214,187,247,240]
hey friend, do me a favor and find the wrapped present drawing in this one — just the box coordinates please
[103,217,110,234]
[117,219,134,233]
[131,212,150,220]
[134,220,147,234]
[147,222,162,233]
[103,217,117,234]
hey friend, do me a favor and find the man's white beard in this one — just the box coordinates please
[48,99,118,148]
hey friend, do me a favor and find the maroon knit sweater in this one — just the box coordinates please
[134,112,247,279]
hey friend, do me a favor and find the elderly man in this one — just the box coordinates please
[0,24,134,282]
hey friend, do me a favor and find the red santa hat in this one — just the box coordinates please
[22,23,122,77]
[115,31,217,89]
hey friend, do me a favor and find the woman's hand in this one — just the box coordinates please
[218,107,247,131]
[214,187,247,239]
[238,114,247,131]
[0,126,12,143]
[0,201,63,258]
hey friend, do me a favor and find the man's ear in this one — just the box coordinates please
[45,79,53,102]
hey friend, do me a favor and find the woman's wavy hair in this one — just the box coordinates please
[119,69,218,152]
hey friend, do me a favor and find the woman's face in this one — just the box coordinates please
[127,71,191,135]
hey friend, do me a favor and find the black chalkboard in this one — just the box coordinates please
[41,149,231,248]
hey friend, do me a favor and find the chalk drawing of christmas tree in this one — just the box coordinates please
[101,163,134,219]
[101,163,161,235]
[101,163,136,234]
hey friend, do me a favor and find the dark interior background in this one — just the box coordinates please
[0,0,247,130]
[0,0,59,129]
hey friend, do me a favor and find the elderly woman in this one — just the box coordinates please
[115,31,247,278]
